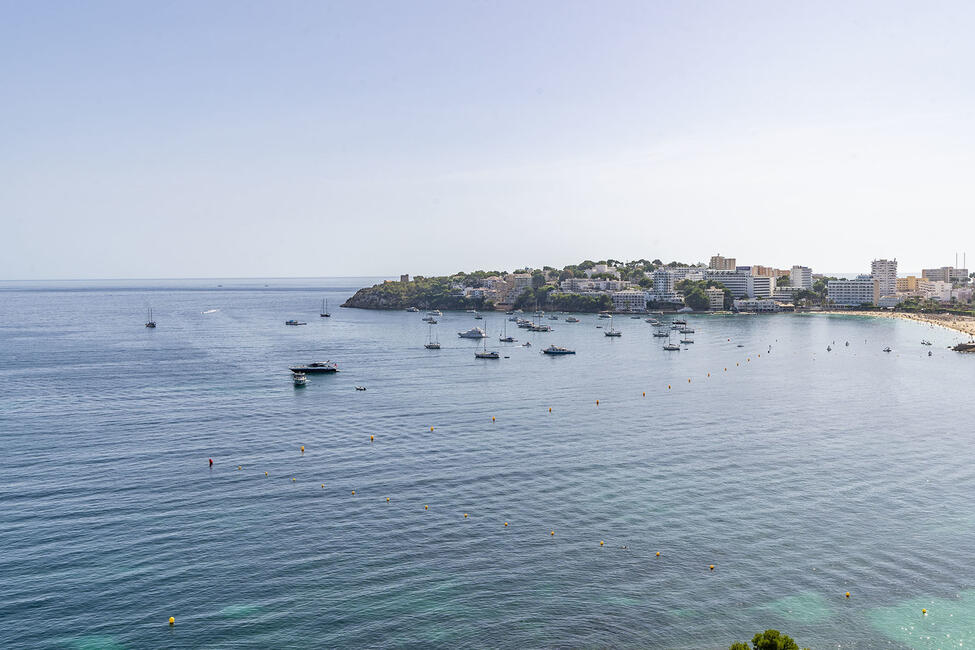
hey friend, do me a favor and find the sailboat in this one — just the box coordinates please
[424,322,440,349]
[604,315,622,337]
[145,307,156,328]
[499,319,516,343]
[475,323,500,359]
[320,298,330,317]
[663,330,680,351]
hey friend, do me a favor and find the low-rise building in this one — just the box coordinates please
[612,290,647,312]
[733,298,785,312]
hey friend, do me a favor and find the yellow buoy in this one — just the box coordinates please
[351,490,355,495]
[300,445,304,453]
[321,484,325,488]
[656,551,660,557]
[386,497,389,502]
[168,616,175,626]
[551,531,555,536]
[845,592,851,598]
[922,608,927,614]
[596,399,599,405]
[642,391,645,397]
[599,540,604,546]
[548,407,552,412]
[709,564,715,571]
[464,513,468,518]
[292,477,296,482]
[237,465,242,470]
[370,435,374,441]
[668,385,671,389]
[264,471,268,477]
[424,505,428,510]
[492,416,495,422]
[430,426,434,431]
[504,522,508,527]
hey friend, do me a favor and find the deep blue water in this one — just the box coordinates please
[1,278,974,649]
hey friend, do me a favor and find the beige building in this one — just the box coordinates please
[709,254,736,271]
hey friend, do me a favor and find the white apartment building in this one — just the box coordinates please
[828,275,878,306]
[704,270,776,298]
[871,259,898,298]
[705,287,725,311]
[733,298,784,312]
[790,265,813,290]
[922,266,970,284]
[612,290,647,312]
[928,280,952,302]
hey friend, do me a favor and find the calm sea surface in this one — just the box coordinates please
[2,278,974,649]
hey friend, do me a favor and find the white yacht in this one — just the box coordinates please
[458,327,487,339]
[292,372,307,386]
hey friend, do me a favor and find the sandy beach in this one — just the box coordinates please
[814,310,975,339]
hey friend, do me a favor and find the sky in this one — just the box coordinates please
[1,0,973,280]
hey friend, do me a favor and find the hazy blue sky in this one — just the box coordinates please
[2,1,973,279]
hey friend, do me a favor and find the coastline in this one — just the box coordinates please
[812,310,975,339]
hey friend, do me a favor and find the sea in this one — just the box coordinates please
[1,277,973,649]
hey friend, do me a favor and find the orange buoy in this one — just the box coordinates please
[709,564,715,571]
[845,592,850,598]
[208,458,213,466]
[492,416,495,422]
[370,435,374,441]
[548,407,552,412]
[688,378,691,383]
[504,522,508,527]
[386,497,389,502]
[463,513,468,518]
[424,505,428,510]
[551,531,555,536]
[352,490,355,495]
[668,385,671,389]
[642,392,645,397]
[596,399,599,405]
[300,445,304,453]
[656,551,660,557]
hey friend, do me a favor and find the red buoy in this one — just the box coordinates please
[209,458,213,466]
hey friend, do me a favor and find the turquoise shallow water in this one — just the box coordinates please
[1,278,974,649]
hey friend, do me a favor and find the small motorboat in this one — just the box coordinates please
[424,342,441,350]
[883,347,892,353]
[565,317,580,323]
[292,372,307,387]
[522,341,531,347]
[285,319,307,326]
[475,350,500,359]
[663,343,680,351]
[354,385,366,391]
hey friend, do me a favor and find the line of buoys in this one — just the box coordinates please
[168,616,175,626]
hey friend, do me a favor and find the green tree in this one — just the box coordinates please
[730,628,805,650]
[531,270,546,289]
[777,276,791,287]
